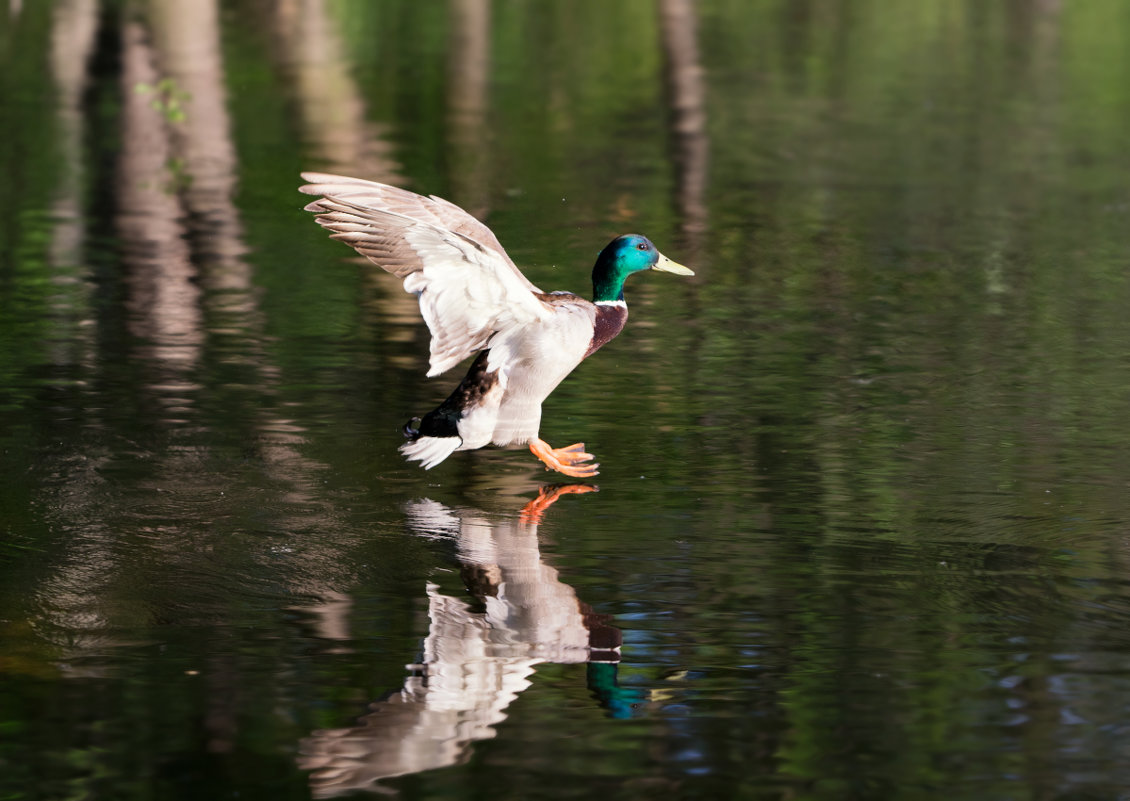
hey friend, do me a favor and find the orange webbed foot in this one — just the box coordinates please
[520,483,599,523]
[528,438,600,478]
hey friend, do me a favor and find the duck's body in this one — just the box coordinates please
[404,295,626,468]
[299,173,692,477]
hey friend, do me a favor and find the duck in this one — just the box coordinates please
[299,173,693,478]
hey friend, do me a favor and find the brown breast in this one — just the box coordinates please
[584,302,628,358]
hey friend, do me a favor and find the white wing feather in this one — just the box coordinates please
[300,174,551,376]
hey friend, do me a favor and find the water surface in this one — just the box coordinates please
[3,1,1130,799]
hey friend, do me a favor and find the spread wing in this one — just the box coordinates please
[300,173,551,376]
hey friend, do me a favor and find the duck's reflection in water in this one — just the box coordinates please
[298,485,637,797]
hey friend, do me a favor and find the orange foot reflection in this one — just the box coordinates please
[528,438,599,478]
[520,483,599,524]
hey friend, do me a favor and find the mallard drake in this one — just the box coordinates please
[299,173,693,477]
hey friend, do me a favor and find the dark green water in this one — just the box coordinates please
[4,1,1130,799]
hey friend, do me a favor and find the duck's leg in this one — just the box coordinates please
[529,438,600,478]
[520,483,599,523]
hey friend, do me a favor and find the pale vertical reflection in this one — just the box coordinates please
[272,0,402,181]
[116,18,203,377]
[446,0,491,216]
[141,0,322,507]
[299,488,620,797]
[658,0,709,246]
[268,0,420,364]
[143,0,262,393]
[148,0,247,282]
[47,0,98,372]
[48,0,97,271]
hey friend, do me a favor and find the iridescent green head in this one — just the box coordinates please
[590,234,694,303]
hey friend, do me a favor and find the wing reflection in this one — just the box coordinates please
[298,485,631,797]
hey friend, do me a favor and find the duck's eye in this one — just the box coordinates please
[637,242,649,251]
